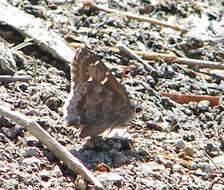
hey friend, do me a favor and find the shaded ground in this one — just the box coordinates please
[0,0,224,189]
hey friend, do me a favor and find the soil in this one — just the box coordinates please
[0,0,224,189]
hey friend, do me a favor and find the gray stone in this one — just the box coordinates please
[184,147,194,157]
[175,140,185,149]
[2,126,22,139]
[23,147,39,157]
[98,172,124,186]
[198,100,210,113]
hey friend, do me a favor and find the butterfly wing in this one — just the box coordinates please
[63,48,134,137]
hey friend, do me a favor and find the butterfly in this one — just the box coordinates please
[63,48,134,138]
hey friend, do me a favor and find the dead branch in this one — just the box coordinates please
[68,42,224,71]
[0,105,104,189]
[0,0,74,64]
[160,92,220,107]
[197,70,224,81]
[0,75,31,82]
[93,5,187,32]
[117,43,157,73]
[133,51,224,70]
[209,177,222,190]
[12,38,34,51]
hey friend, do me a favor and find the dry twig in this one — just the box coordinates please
[0,0,74,64]
[0,105,104,189]
[117,42,157,73]
[93,4,187,32]
[134,51,224,70]
[69,42,224,71]
[160,92,220,107]
[0,75,31,82]
[12,38,34,51]
[209,177,222,190]
[197,70,224,81]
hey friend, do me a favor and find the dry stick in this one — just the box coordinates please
[177,57,224,70]
[160,92,220,107]
[0,75,31,82]
[203,150,223,175]
[69,42,224,71]
[0,1,74,64]
[197,70,224,81]
[195,128,224,178]
[94,5,188,32]
[117,43,157,73]
[209,177,222,190]
[12,38,34,51]
[133,51,224,70]
[0,106,104,189]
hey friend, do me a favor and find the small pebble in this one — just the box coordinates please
[97,172,124,186]
[25,136,39,146]
[22,157,42,166]
[23,147,39,157]
[75,176,87,190]
[184,147,194,157]
[2,126,22,139]
[190,163,200,170]
[175,140,185,149]
[198,163,213,176]
[40,169,50,181]
[164,160,173,169]
[183,133,196,142]
[204,142,217,152]
[198,100,210,113]
[46,97,62,111]
[0,133,7,143]
[18,83,28,92]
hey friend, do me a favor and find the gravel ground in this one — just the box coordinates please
[0,0,224,189]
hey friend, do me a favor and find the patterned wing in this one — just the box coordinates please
[63,48,134,137]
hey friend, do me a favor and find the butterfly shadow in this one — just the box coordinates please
[70,136,144,171]
[42,128,145,183]
[68,134,142,171]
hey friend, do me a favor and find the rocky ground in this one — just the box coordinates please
[0,0,224,189]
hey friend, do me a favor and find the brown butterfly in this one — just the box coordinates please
[63,48,134,138]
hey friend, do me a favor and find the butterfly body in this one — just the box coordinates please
[64,48,134,138]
